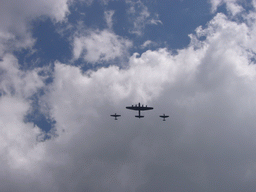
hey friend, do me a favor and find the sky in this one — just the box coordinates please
[1,0,256,191]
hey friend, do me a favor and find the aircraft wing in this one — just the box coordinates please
[126,106,153,111]
[110,115,121,117]
[160,115,169,118]
[140,106,153,111]
[126,106,140,110]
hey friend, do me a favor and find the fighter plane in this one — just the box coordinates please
[126,103,153,118]
[159,114,169,121]
[110,113,121,120]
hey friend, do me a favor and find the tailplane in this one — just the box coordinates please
[135,115,144,118]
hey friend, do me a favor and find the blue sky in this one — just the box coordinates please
[2,0,256,191]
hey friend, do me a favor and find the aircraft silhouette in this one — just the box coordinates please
[110,113,121,120]
[159,114,169,121]
[126,103,153,118]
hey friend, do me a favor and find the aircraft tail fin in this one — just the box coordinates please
[135,115,144,118]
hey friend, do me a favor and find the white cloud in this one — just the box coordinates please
[0,54,51,191]
[2,1,256,192]
[140,40,158,49]
[0,0,70,55]
[126,0,162,35]
[73,29,132,63]
[210,0,244,16]
[104,10,115,29]
[41,7,256,191]
[210,0,225,12]
[0,0,71,188]
[0,54,45,98]
[0,54,46,160]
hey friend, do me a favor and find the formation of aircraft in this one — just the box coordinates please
[111,103,169,121]
[159,114,169,121]
[110,113,121,120]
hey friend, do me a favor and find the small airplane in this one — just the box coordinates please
[110,113,121,120]
[126,102,153,118]
[159,114,169,121]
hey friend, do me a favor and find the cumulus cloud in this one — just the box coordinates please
[0,54,51,191]
[0,0,70,189]
[210,0,244,16]
[0,0,70,55]
[36,10,256,191]
[73,29,132,63]
[2,1,256,192]
[0,54,46,98]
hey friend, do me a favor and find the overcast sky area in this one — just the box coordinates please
[2,0,256,191]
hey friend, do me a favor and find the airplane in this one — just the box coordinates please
[110,113,121,120]
[126,102,153,118]
[159,114,169,121]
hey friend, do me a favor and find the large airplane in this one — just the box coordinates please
[159,114,169,121]
[110,113,121,120]
[126,102,153,118]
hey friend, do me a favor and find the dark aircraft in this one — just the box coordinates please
[126,103,153,118]
[159,114,169,121]
[110,113,121,120]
